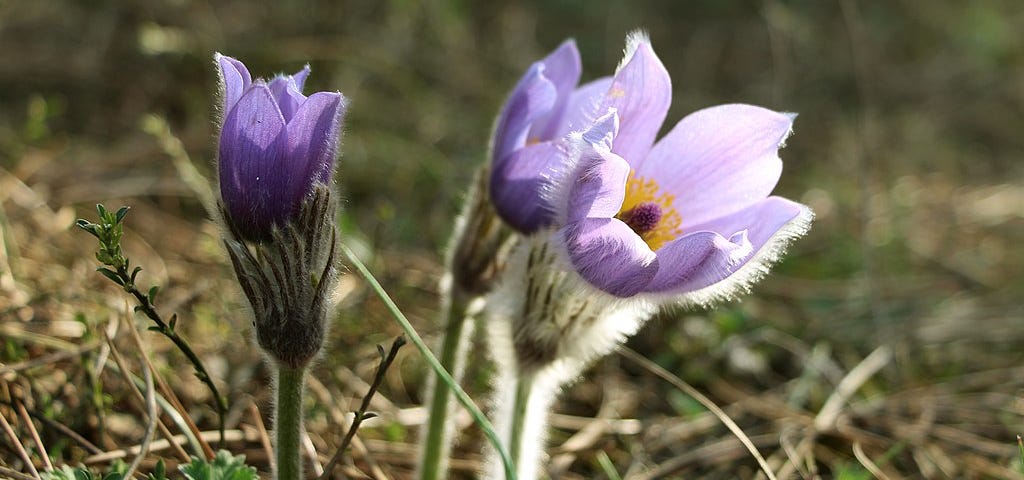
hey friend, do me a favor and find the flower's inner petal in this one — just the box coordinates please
[615,171,682,251]
[491,140,563,233]
[218,84,289,238]
[562,218,658,297]
[286,92,346,199]
[637,104,793,228]
[217,54,252,113]
[602,40,671,165]
[528,40,583,143]
[291,65,311,92]
[269,75,308,123]
[559,112,629,223]
[555,77,613,139]
[491,63,558,167]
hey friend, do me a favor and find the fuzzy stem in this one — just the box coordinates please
[275,365,306,480]
[487,370,553,480]
[508,376,532,468]
[418,287,476,480]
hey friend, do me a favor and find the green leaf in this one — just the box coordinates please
[131,266,143,283]
[149,286,160,305]
[180,451,257,480]
[115,206,130,224]
[149,459,167,480]
[96,268,125,286]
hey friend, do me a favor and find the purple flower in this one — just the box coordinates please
[492,34,812,301]
[216,53,347,242]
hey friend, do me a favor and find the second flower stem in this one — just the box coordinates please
[419,288,475,480]
[276,365,306,480]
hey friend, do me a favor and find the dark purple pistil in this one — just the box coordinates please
[617,202,663,235]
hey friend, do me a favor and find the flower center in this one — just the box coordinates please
[618,202,662,234]
[616,171,682,251]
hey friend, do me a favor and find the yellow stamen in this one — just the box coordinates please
[617,170,682,251]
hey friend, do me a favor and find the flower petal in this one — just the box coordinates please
[218,84,288,239]
[604,38,671,164]
[216,53,252,114]
[269,73,308,123]
[286,91,346,191]
[491,63,558,168]
[560,113,629,223]
[562,218,658,297]
[638,104,795,228]
[555,76,614,138]
[490,140,564,233]
[528,40,583,142]
[645,196,812,301]
[291,64,311,91]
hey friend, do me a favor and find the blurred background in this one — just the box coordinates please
[1,0,1023,478]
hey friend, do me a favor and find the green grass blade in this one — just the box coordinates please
[339,241,516,480]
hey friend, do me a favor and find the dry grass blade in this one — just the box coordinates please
[0,407,41,479]
[248,400,275,472]
[103,324,191,463]
[122,357,158,480]
[15,398,53,471]
[619,347,778,480]
[814,346,892,431]
[852,442,892,480]
[123,311,214,459]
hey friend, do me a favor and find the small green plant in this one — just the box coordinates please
[42,452,256,480]
[76,204,228,445]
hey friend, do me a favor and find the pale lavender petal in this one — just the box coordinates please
[218,84,288,239]
[637,104,795,227]
[528,40,582,142]
[490,140,564,233]
[604,40,671,164]
[555,76,613,138]
[216,53,252,113]
[643,230,751,294]
[645,196,810,295]
[491,64,558,167]
[563,113,629,222]
[286,92,346,192]
[562,218,657,297]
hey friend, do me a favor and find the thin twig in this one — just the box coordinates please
[619,347,779,480]
[319,336,407,479]
[0,408,41,479]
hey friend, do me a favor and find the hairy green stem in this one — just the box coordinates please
[418,288,474,480]
[339,242,516,480]
[276,366,306,480]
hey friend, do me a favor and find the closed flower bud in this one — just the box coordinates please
[215,54,345,369]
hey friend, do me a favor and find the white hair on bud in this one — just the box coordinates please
[617,29,651,74]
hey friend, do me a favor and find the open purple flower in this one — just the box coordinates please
[491,34,812,301]
[216,53,346,242]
